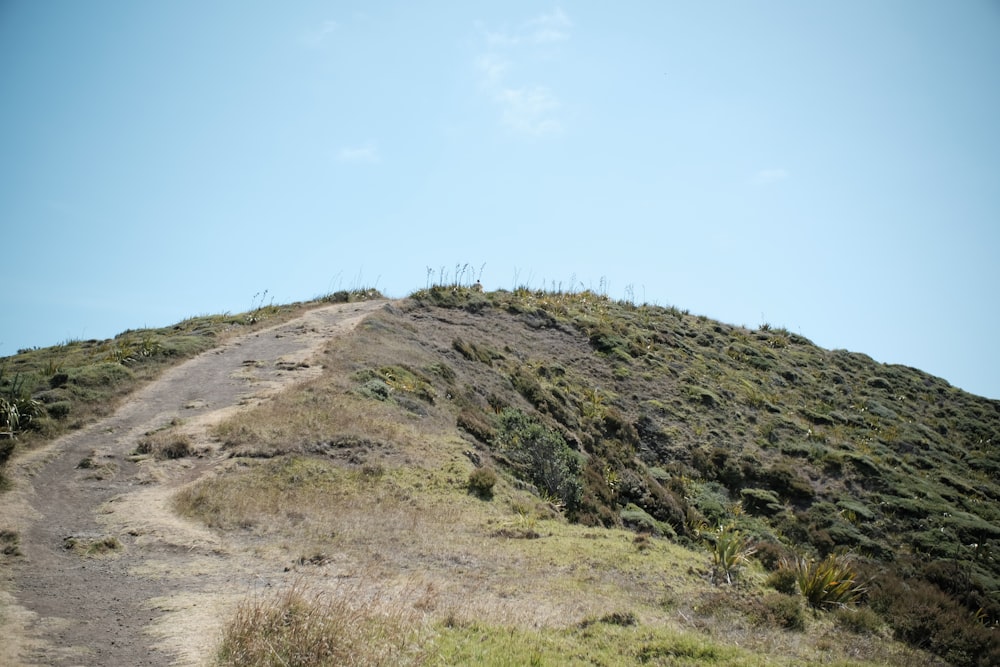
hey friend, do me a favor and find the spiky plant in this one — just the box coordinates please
[708,524,756,585]
[792,553,866,610]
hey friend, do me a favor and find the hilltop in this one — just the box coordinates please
[1,285,998,666]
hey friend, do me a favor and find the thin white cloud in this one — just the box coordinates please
[483,28,520,48]
[337,144,380,164]
[497,86,562,136]
[752,168,790,186]
[484,8,572,46]
[301,20,339,49]
[525,8,572,44]
[475,54,509,88]
[473,8,571,137]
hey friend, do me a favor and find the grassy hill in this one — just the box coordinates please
[2,284,998,665]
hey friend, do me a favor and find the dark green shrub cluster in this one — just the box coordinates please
[492,408,581,508]
[739,487,783,516]
[619,503,675,538]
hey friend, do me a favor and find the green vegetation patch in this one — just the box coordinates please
[432,621,750,666]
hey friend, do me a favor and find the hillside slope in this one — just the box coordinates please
[2,286,998,665]
[362,287,1000,664]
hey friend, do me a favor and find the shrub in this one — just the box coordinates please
[833,606,882,635]
[739,487,783,516]
[762,462,814,500]
[456,408,494,443]
[766,567,799,595]
[135,432,193,460]
[791,553,865,610]
[620,503,675,538]
[754,540,792,572]
[467,466,497,499]
[706,524,756,585]
[324,290,351,303]
[46,400,72,419]
[492,408,581,508]
[452,337,498,365]
[759,593,806,631]
[869,572,1000,667]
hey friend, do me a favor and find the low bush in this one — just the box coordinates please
[467,466,497,499]
[765,567,799,595]
[869,572,1000,667]
[833,606,882,635]
[620,503,675,538]
[739,487,783,516]
[492,408,581,509]
[791,553,865,610]
[758,593,806,631]
[754,540,792,572]
[706,524,756,585]
[135,432,193,460]
[456,407,494,443]
[45,400,72,419]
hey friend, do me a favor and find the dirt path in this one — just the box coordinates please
[1,300,386,666]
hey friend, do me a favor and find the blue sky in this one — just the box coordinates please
[2,2,998,399]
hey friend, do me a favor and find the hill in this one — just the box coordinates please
[2,285,998,665]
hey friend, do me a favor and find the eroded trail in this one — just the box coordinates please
[2,300,386,666]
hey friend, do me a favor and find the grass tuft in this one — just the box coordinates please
[217,580,426,666]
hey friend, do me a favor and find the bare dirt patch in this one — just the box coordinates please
[0,300,386,666]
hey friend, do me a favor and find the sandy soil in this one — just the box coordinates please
[0,300,387,666]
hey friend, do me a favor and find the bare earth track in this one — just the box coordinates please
[1,300,386,666]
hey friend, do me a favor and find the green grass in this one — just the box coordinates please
[0,289,385,456]
[430,622,751,666]
[0,303,309,451]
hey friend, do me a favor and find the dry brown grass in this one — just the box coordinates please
[216,578,428,667]
[62,534,123,557]
[212,382,422,460]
